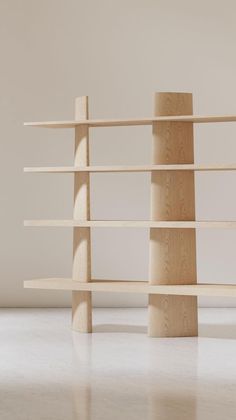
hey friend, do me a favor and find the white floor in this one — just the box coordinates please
[1,308,236,420]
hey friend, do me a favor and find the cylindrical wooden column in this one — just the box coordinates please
[72,96,92,332]
[148,92,198,337]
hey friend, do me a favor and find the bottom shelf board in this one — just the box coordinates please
[24,278,236,297]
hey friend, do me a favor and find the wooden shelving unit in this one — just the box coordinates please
[24,92,236,337]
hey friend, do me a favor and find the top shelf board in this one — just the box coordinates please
[24,115,236,128]
[24,164,236,173]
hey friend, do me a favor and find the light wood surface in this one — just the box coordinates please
[24,164,236,173]
[148,92,198,338]
[24,220,236,228]
[71,96,92,333]
[24,114,236,128]
[24,92,236,337]
[24,278,236,297]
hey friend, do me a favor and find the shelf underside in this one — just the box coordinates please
[24,278,236,297]
[24,164,236,173]
[24,115,236,128]
[24,220,236,228]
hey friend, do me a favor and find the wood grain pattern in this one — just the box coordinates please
[72,96,92,333]
[24,114,236,128]
[24,164,236,173]
[24,278,236,297]
[148,92,198,337]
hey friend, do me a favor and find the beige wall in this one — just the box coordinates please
[1,0,236,307]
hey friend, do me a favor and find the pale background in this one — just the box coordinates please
[1,0,236,307]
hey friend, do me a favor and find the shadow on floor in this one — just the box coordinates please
[199,323,236,339]
[93,324,147,333]
[94,323,236,339]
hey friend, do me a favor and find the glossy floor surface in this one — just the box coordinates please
[1,308,236,420]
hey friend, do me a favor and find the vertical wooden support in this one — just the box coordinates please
[148,92,198,337]
[72,96,92,332]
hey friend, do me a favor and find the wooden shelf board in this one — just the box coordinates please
[24,164,236,173]
[24,278,236,297]
[24,115,236,128]
[24,220,236,228]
